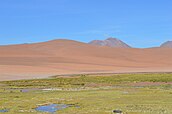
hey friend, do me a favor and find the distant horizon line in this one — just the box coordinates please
[0,37,172,49]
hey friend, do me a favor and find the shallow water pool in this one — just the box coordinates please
[35,104,70,113]
[0,109,8,113]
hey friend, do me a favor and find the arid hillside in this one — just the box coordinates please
[0,39,172,80]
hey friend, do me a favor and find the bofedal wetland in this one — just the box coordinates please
[0,73,172,114]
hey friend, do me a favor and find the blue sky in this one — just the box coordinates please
[0,0,172,48]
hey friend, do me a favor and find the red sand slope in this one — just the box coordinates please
[0,39,172,81]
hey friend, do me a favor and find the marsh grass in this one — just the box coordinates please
[1,73,172,89]
[0,73,172,114]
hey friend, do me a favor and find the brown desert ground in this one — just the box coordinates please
[0,39,172,81]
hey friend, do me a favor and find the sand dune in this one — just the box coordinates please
[0,39,172,81]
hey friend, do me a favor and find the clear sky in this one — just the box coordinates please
[0,0,172,48]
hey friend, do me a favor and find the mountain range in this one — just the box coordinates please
[0,38,172,81]
[89,38,172,48]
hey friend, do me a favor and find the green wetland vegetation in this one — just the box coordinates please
[0,73,172,114]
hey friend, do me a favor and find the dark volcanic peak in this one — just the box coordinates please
[88,37,131,48]
[160,41,172,48]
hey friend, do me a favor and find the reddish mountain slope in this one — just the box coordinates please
[0,39,172,81]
